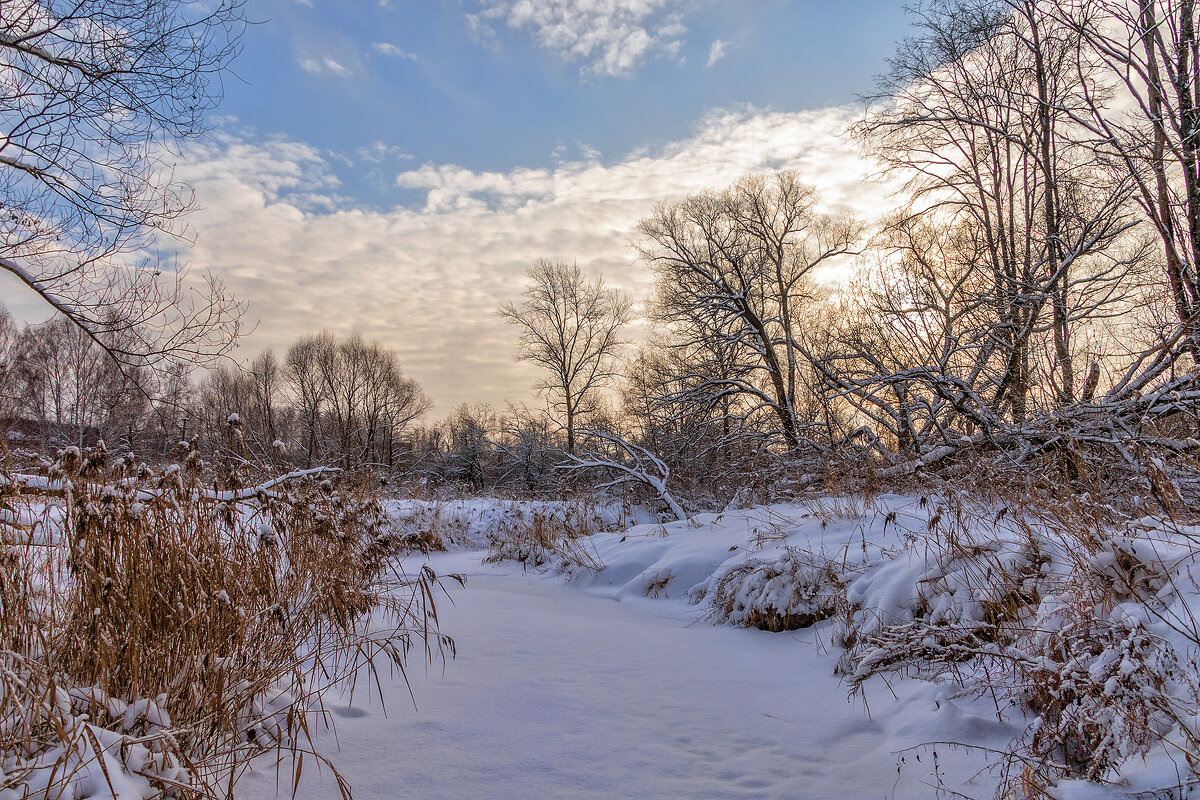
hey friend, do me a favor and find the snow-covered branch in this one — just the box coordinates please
[1,466,340,504]
[559,430,689,522]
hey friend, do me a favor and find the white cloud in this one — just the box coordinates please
[706,39,729,68]
[297,56,353,78]
[357,140,414,164]
[173,106,896,412]
[468,0,690,77]
[396,164,556,212]
[327,150,355,169]
[372,42,418,61]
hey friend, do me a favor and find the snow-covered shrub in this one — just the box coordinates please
[837,531,1049,670]
[856,589,1196,785]
[838,491,1200,789]
[692,547,849,632]
[1016,593,1186,781]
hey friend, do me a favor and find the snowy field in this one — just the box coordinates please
[9,486,1195,799]
[239,496,1188,800]
[239,548,1007,800]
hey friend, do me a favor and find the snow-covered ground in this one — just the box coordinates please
[240,498,1038,800]
[381,497,633,549]
[238,550,1004,799]
[11,488,1191,799]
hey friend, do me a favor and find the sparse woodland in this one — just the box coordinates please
[8,0,1200,798]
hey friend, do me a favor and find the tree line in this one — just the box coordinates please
[6,0,1200,507]
[0,317,431,472]
[488,0,1200,503]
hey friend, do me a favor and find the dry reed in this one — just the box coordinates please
[0,442,456,798]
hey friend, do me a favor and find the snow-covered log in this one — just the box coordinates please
[0,466,340,503]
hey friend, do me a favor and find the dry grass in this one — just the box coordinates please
[642,569,674,598]
[699,547,849,633]
[840,483,1200,796]
[797,494,875,529]
[483,504,604,576]
[383,502,459,551]
[0,443,456,798]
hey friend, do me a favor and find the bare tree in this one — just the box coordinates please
[499,260,632,454]
[282,332,429,468]
[248,350,283,447]
[620,340,751,480]
[856,0,1142,420]
[13,318,101,448]
[440,403,499,488]
[638,171,860,452]
[816,0,1198,490]
[562,428,689,522]
[147,360,195,457]
[0,307,18,429]
[1043,0,1200,367]
[285,333,332,467]
[0,0,245,370]
[492,404,561,493]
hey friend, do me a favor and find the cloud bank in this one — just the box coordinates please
[159,105,893,413]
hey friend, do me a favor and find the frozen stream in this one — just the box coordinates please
[238,549,1006,800]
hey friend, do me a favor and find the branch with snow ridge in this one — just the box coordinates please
[559,430,690,522]
[1,467,340,503]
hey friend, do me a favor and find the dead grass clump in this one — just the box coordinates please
[0,443,456,798]
[842,488,1200,793]
[837,499,1051,677]
[386,503,470,551]
[741,506,800,549]
[697,548,848,632]
[483,505,604,576]
[798,493,875,526]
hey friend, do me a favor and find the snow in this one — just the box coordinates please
[239,550,1008,800]
[14,490,1200,798]
[381,497,631,549]
[240,498,1025,799]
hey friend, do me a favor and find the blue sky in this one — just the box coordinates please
[7,0,916,412]
[221,0,911,207]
